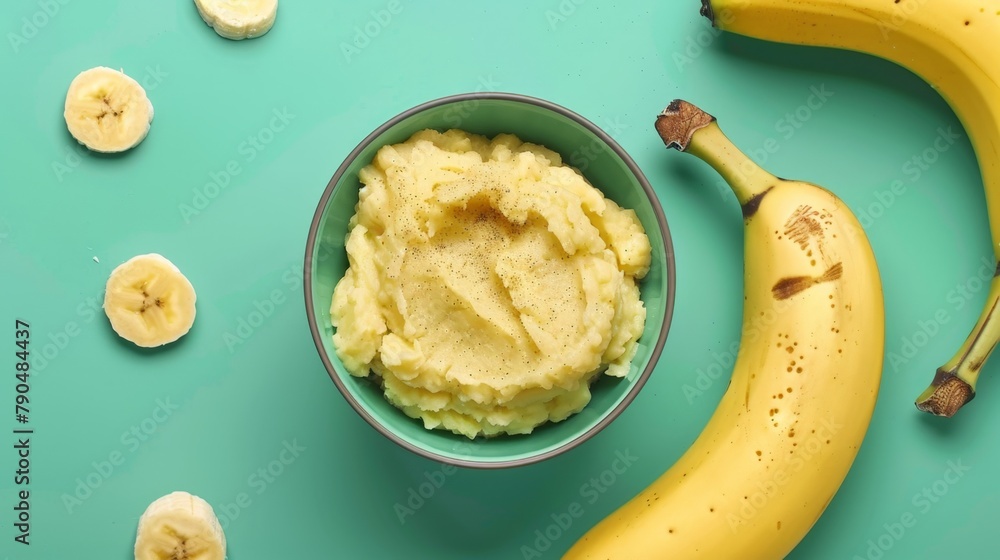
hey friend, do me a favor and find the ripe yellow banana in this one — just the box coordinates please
[562,100,884,560]
[699,0,1000,417]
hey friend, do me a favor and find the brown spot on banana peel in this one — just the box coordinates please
[994,260,1000,277]
[915,369,975,418]
[745,378,751,410]
[742,186,773,219]
[772,263,843,300]
[784,206,825,250]
[960,297,1000,371]
[969,338,999,373]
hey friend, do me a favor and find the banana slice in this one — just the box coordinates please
[194,0,278,40]
[103,254,197,348]
[63,67,154,153]
[135,491,226,560]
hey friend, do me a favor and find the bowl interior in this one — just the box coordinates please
[307,94,673,467]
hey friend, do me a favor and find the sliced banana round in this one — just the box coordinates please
[103,254,197,348]
[194,0,278,40]
[63,67,154,153]
[135,491,226,560]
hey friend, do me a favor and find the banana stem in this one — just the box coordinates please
[655,100,777,210]
[916,272,1000,417]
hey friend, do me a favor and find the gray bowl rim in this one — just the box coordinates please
[304,91,677,469]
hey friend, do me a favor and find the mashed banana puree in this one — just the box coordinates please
[330,129,651,439]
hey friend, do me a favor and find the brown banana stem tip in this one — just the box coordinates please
[915,369,975,418]
[655,100,716,152]
[700,0,715,23]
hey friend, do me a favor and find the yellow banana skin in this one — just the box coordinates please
[701,0,1000,417]
[562,101,884,560]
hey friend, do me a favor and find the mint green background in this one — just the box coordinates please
[0,1,993,559]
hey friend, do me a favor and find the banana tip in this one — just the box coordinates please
[700,0,715,24]
[915,374,975,418]
[655,100,714,151]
